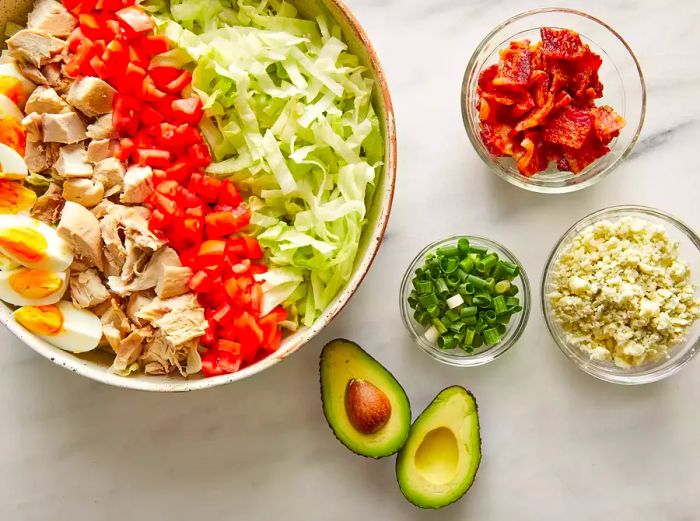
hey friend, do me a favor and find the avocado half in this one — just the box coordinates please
[320,339,411,459]
[396,386,481,509]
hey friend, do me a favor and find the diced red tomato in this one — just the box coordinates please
[139,35,169,56]
[171,97,203,125]
[113,94,141,135]
[136,148,170,168]
[201,349,241,377]
[115,6,153,38]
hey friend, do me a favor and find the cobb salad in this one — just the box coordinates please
[0,0,384,377]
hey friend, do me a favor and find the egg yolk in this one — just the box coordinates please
[0,226,47,264]
[0,180,36,214]
[0,76,25,107]
[9,268,63,298]
[14,305,63,336]
[0,117,25,156]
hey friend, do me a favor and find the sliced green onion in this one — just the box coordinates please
[476,253,498,273]
[483,327,501,346]
[414,280,433,295]
[424,325,439,343]
[463,328,476,346]
[500,260,520,279]
[469,245,488,256]
[435,278,449,295]
[460,306,478,318]
[493,295,508,314]
[445,309,460,322]
[418,293,438,308]
[427,305,440,318]
[436,245,458,257]
[473,292,492,307]
[440,256,459,274]
[496,323,507,335]
[437,334,458,349]
[494,280,510,294]
[457,238,470,257]
[462,315,477,326]
[459,257,475,274]
[467,274,487,289]
[456,268,469,282]
[483,310,497,324]
[446,294,464,309]
[460,282,475,295]
[432,317,447,334]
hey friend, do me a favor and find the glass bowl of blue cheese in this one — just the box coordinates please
[542,206,700,384]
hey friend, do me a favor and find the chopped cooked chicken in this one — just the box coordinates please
[99,297,132,350]
[54,143,93,178]
[25,85,67,113]
[42,111,86,143]
[18,63,47,85]
[30,182,64,224]
[62,178,104,207]
[27,0,77,37]
[153,307,207,346]
[136,293,201,323]
[126,291,155,327]
[86,139,112,163]
[7,29,65,67]
[66,76,116,117]
[108,246,180,295]
[120,165,153,204]
[120,236,150,283]
[138,331,200,376]
[111,326,153,374]
[70,268,110,308]
[24,139,59,173]
[93,157,124,189]
[41,63,62,88]
[118,207,164,251]
[69,256,91,273]
[21,112,42,141]
[100,214,126,276]
[155,265,193,299]
[91,199,115,219]
[57,200,104,271]
[85,113,114,140]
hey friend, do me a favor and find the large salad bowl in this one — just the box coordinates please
[0,0,396,391]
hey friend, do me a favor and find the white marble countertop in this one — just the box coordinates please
[2,0,700,519]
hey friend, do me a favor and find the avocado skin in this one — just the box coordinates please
[319,338,411,459]
[395,386,482,509]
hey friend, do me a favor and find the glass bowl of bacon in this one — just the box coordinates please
[461,8,646,193]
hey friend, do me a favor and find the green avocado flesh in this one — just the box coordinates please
[320,339,411,458]
[396,386,481,509]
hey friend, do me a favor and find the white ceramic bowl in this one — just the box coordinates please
[0,0,397,391]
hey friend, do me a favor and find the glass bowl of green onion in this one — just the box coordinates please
[400,235,531,366]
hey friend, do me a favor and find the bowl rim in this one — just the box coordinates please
[460,7,647,194]
[399,234,531,367]
[0,0,397,392]
[540,204,700,385]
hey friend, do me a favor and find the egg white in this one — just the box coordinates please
[0,267,68,306]
[0,214,73,272]
[0,142,28,180]
[0,94,23,121]
[0,61,35,108]
[14,301,102,353]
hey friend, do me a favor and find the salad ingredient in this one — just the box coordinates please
[345,378,392,435]
[65,76,115,117]
[0,143,29,180]
[0,61,36,109]
[396,386,481,509]
[0,214,73,272]
[548,217,700,368]
[27,0,77,37]
[6,29,65,68]
[146,0,384,327]
[57,201,104,271]
[408,238,523,352]
[477,27,625,176]
[68,268,109,308]
[13,300,102,352]
[41,111,87,143]
[0,267,68,305]
[0,93,27,121]
[320,339,410,458]
[0,180,36,214]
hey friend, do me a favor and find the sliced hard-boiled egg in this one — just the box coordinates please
[0,142,28,180]
[0,215,73,272]
[0,267,68,306]
[13,301,102,353]
[0,116,25,156]
[0,252,18,270]
[0,179,35,214]
[0,62,35,109]
[0,93,23,121]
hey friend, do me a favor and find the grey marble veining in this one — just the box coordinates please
[2,0,700,519]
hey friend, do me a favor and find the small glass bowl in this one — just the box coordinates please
[400,235,531,366]
[542,206,700,384]
[461,8,646,193]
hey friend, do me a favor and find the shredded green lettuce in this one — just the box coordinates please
[144,0,384,326]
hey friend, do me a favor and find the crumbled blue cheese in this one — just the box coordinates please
[548,217,700,368]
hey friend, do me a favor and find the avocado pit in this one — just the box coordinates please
[344,378,392,434]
